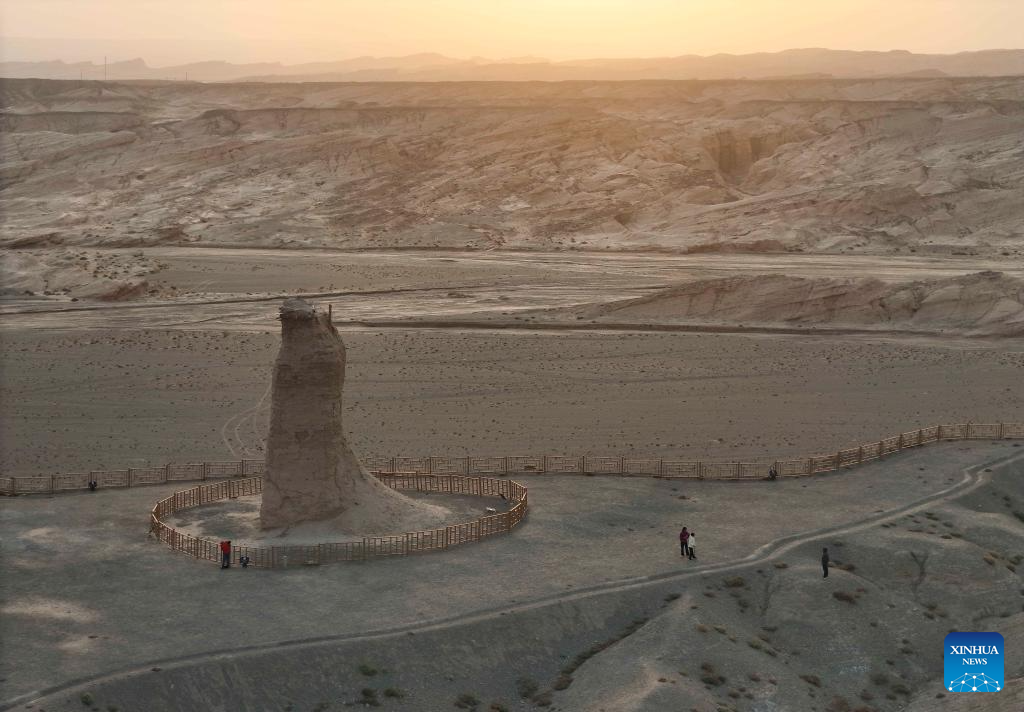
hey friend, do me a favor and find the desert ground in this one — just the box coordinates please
[2,250,1023,711]
[2,76,1023,711]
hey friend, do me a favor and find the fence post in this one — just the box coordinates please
[201,462,209,481]
[162,464,169,483]
[658,459,664,477]
[541,455,548,474]
[697,461,704,480]
[999,422,1005,438]
[502,456,509,476]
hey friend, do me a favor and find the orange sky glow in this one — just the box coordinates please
[2,0,1021,65]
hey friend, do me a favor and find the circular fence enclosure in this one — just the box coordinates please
[150,473,528,568]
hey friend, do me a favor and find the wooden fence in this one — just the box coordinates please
[2,422,1022,496]
[149,473,529,568]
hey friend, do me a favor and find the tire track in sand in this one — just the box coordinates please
[219,379,271,458]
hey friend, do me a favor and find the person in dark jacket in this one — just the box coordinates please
[220,540,232,569]
[821,547,830,578]
[679,527,690,557]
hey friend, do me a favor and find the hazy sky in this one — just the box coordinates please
[2,0,1022,65]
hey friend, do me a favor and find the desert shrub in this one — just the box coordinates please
[800,674,822,687]
[80,693,94,706]
[489,705,509,712]
[890,682,911,696]
[358,663,378,676]
[713,625,727,634]
[773,562,788,569]
[696,624,710,633]
[552,675,573,691]
[383,688,404,699]
[699,662,726,686]
[833,590,857,604]
[454,692,480,709]
[983,554,996,565]
[724,576,746,588]
[532,691,552,707]
[748,672,761,682]
[664,592,681,602]
[747,639,763,650]
[516,677,538,699]
[869,671,889,686]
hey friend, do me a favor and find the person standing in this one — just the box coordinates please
[687,531,697,560]
[220,540,232,569]
[679,527,690,557]
[821,547,830,578]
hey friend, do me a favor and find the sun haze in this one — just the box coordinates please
[1,0,1022,65]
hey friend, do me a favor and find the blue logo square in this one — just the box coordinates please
[944,632,1004,692]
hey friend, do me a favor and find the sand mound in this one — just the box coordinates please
[167,492,492,544]
[577,271,1024,334]
[0,248,159,299]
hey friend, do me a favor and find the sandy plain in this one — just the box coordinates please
[1,248,1023,712]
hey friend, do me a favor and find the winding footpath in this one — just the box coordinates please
[4,446,1021,711]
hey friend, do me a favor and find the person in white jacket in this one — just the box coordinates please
[687,531,696,560]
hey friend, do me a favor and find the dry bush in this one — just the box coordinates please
[833,590,857,604]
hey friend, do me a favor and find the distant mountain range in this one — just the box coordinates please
[2,48,1023,82]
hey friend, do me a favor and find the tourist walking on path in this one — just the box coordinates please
[821,547,830,578]
[220,540,232,569]
[679,527,690,557]
[687,531,697,560]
